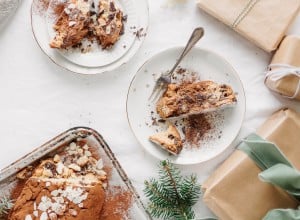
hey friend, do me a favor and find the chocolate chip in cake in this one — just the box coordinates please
[110,2,116,11]
[44,162,57,176]
[158,119,166,123]
[120,24,125,35]
[168,134,175,140]
[90,11,97,16]
[184,95,194,103]
[108,13,115,20]
[122,15,128,22]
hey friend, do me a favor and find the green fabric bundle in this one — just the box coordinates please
[238,134,300,220]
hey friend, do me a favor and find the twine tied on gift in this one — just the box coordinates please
[231,0,260,28]
[265,64,300,99]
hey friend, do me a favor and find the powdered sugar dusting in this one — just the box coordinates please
[35,186,88,218]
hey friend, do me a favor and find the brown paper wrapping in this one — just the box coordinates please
[265,35,300,100]
[203,108,300,220]
[197,0,300,52]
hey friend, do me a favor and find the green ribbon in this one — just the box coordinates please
[238,133,300,220]
[263,209,300,220]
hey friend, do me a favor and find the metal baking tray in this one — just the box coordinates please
[0,127,152,219]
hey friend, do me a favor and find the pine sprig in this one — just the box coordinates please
[0,196,14,217]
[144,160,201,220]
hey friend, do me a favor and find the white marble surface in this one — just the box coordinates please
[1,0,300,218]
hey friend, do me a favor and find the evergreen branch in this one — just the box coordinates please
[144,160,201,220]
[148,203,179,219]
[162,161,181,202]
[0,196,14,217]
[180,175,202,207]
[148,203,195,220]
[162,162,187,219]
[144,179,175,206]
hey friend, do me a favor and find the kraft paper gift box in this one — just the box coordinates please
[265,35,300,100]
[202,108,300,220]
[197,0,300,52]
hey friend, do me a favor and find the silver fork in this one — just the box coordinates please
[149,27,205,102]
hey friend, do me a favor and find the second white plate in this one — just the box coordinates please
[46,0,138,67]
[127,47,246,165]
[31,0,148,74]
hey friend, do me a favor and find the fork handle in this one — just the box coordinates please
[168,27,204,76]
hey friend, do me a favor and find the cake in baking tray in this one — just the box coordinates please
[9,142,108,220]
[156,81,237,119]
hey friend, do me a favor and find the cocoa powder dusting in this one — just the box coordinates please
[184,114,212,146]
[10,180,26,201]
[33,0,50,16]
[53,2,66,18]
[100,186,133,220]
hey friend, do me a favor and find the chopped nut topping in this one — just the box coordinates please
[77,156,89,167]
[68,164,81,172]
[53,155,61,163]
[69,209,78,216]
[96,159,104,170]
[49,212,58,220]
[70,142,77,150]
[42,169,54,178]
[84,150,92,157]
[25,215,32,220]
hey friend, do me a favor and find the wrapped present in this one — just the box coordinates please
[265,35,300,100]
[202,108,300,220]
[240,134,300,220]
[197,0,300,52]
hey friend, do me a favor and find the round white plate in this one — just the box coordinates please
[127,47,246,165]
[31,0,148,74]
[46,0,137,67]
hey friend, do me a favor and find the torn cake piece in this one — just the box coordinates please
[94,0,124,49]
[50,0,91,49]
[156,81,237,119]
[49,0,125,50]
[9,142,107,220]
[149,124,183,155]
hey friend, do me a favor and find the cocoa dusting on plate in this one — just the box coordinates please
[133,28,147,39]
[151,116,158,126]
[52,1,65,17]
[184,114,212,146]
[156,66,199,83]
[183,112,224,147]
[34,0,50,16]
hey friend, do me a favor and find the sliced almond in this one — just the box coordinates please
[49,213,58,220]
[53,155,61,163]
[76,156,89,167]
[69,209,77,216]
[68,164,81,172]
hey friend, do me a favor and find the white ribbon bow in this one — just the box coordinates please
[265,63,300,99]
